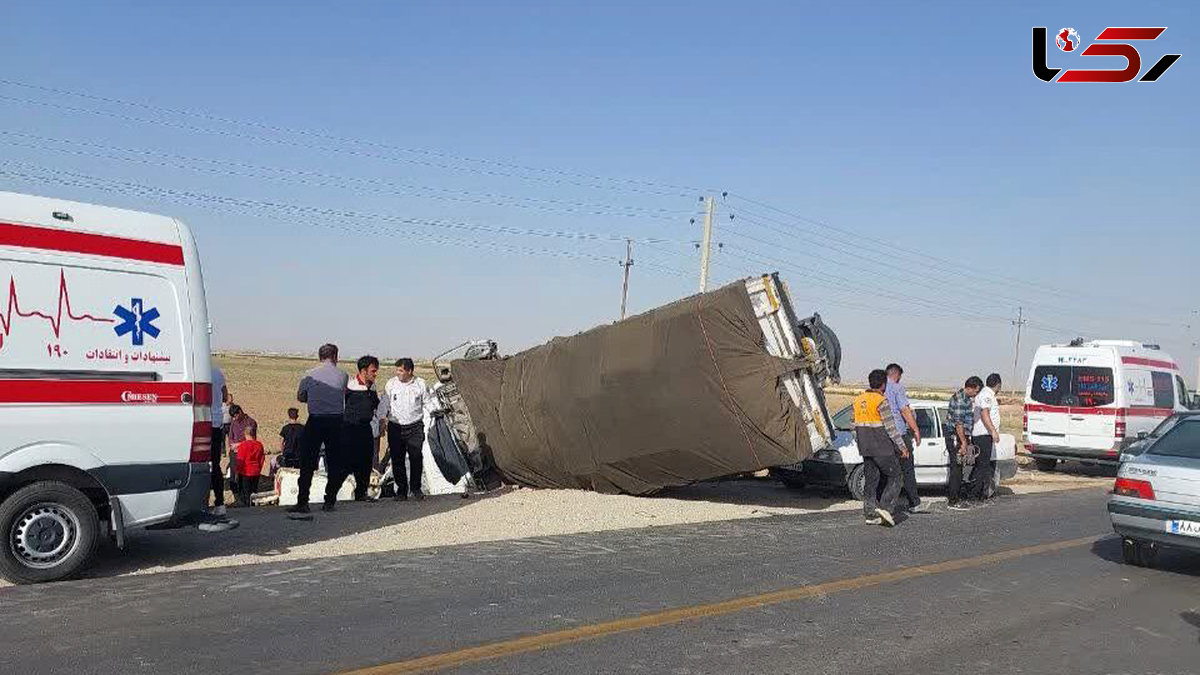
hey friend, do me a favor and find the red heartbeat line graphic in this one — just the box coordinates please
[0,269,115,352]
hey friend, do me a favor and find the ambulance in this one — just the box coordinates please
[0,190,213,583]
[1023,339,1192,470]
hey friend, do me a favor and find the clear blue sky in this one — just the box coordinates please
[1,1,1196,386]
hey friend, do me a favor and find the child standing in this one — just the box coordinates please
[279,407,305,469]
[236,428,265,507]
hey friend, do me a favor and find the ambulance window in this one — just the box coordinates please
[1031,366,1070,405]
[1176,376,1190,408]
[1152,372,1175,409]
[1072,367,1114,407]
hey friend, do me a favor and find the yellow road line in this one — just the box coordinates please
[338,534,1104,675]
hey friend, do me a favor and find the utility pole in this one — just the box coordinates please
[1011,306,1026,394]
[698,195,716,292]
[619,238,633,320]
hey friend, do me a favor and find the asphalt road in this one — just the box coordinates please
[2,487,1198,675]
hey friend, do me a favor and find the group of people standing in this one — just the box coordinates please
[286,343,431,518]
[853,363,1003,527]
[206,343,432,519]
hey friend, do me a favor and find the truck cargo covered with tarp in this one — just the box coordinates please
[442,275,836,495]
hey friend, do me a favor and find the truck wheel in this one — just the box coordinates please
[0,482,100,584]
[847,465,866,501]
[1034,458,1057,472]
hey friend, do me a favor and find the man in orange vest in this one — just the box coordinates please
[853,369,909,526]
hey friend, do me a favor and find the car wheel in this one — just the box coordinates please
[847,464,866,501]
[1034,458,1058,472]
[0,481,101,584]
[768,468,805,491]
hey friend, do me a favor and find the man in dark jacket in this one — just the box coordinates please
[324,355,381,510]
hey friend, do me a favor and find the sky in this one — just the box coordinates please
[0,1,1196,386]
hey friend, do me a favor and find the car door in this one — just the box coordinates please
[912,405,944,466]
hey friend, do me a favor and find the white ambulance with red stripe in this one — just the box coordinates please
[1023,339,1192,470]
[0,190,213,583]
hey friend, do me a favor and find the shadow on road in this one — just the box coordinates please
[1089,537,1200,579]
[1181,611,1200,644]
[657,477,851,511]
[79,492,485,581]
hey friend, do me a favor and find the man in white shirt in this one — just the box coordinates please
[385,358,430,501]
[968,372,1003,504]
[209,363,229,517]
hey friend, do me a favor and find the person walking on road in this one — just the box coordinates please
[885,363,928,515]
[968,373,1003,505]
[853,369,908,527]
[324,355,381,510]
[208,362,229,518]
[945,376,983,510]
[385,358,431,501]
[288,343,349,518]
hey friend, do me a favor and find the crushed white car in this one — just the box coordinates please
[773,400,1017,499]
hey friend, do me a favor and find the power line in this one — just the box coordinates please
[0,78,709,194]
[0,160,695,248]
[723,203,1181,331]
[0,91,698,198]
[0,131,698,221]
[725,192,1190,322]
[0,165,695,279]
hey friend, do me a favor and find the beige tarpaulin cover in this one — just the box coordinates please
[450,281,814,495]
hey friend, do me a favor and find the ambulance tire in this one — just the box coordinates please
[1034,458,1058,472]
[0,481,100,584]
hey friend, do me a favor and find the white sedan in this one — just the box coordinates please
[773,400,1018,500]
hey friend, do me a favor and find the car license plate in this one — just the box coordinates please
[1165,520,1200,537]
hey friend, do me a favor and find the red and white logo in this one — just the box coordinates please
[1033,26,1181,83]
[1056,27,1082,52]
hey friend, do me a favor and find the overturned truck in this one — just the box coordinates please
[432,274,840,495]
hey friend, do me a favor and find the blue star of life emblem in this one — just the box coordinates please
[113,298,161,346]
[1128,381,1136,395]
[1040,374,1059,393]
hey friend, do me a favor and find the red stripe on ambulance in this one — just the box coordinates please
[0,380,196,404]
[0,222,184,266]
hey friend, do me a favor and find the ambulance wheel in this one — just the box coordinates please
[847,465,866,501]
[0,481,100,584]
[1034,458,1058,472]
